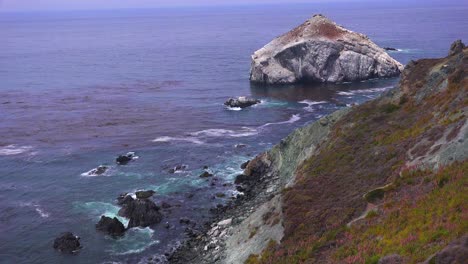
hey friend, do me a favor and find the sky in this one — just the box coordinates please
[0,0,364,11]
[0,0,460,11]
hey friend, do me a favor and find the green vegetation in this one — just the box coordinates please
[334,162,467,263]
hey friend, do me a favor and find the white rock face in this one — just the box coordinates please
[250,14,404,84]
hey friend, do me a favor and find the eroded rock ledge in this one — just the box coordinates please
[250,14,403,84]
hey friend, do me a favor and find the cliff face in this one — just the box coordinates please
[250,14,403,84]
[244,41,467,263]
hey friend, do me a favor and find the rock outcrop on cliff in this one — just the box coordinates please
[250,14,403,84]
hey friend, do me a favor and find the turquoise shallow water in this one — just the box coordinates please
[0,3,467,263]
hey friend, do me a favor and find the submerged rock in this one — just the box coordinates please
[53,232,81,254]
[250,14,403,84]
[95,216,125,237]
[168,164,188,174]
[383,47,398,51]
[224,97,261,108]
[200,171,214,178]
[118,195,163,228]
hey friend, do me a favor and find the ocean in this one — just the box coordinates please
[0,3,467,263]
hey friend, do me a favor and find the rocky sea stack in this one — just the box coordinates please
[250,14,403,84]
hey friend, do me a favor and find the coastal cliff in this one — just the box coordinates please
[244,41,467,263]
[250,14,403,84]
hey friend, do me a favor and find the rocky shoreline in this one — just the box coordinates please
[168,108,351,263]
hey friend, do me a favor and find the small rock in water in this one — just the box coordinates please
[53,232,81,254]
[135,190,156,199]
[168,164,188,173]
[224,96,260,108]
[383,47,398,51]
[88,165,108,176]
[179,217,194,225]
[116,152,137,165]
[95,216,125,237]
[234,144,247,148]
[215,192,226,198]
[200,171,213,178]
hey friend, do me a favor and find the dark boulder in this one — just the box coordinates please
[224,97,260,108]
[199,171,213,178]
[118,196,163,228]
[240,160,250,170]
[95,216,125,237]
[117,193,134,206]
[234,174,250,185]
[53,232,81,254]
[243,153,270,177]
[116,152,137,165]
[135,190,155,199]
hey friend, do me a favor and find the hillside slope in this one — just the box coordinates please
[246,41,467,263]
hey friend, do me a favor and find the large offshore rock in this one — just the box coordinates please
[250,14,403,84]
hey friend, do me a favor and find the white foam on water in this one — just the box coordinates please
[152,136,205,145]
[109,227,159,256]
[225,106,242,111]
[298,100,327,112]
[19,202,50,218]
[337,86,393,96]
[337,91,355,95]
[78,201,129,226]
[0,145,34,156]
[259,114,301,129]
[254,99,288,108]
[35,207,50,218]
[189,127,258,138]
[81,166,111,177]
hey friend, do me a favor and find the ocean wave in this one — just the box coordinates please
[298,100,327,112]
[19,202,50,218]
[153,113,300,145]
[109,227,158,256]
[0,145,34,156]
[35,207,50,218]
[337,86,393,96]
[152,136,205,145]
[189,127,258,138]
[259,114,301,128]
[77,201,129,226]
